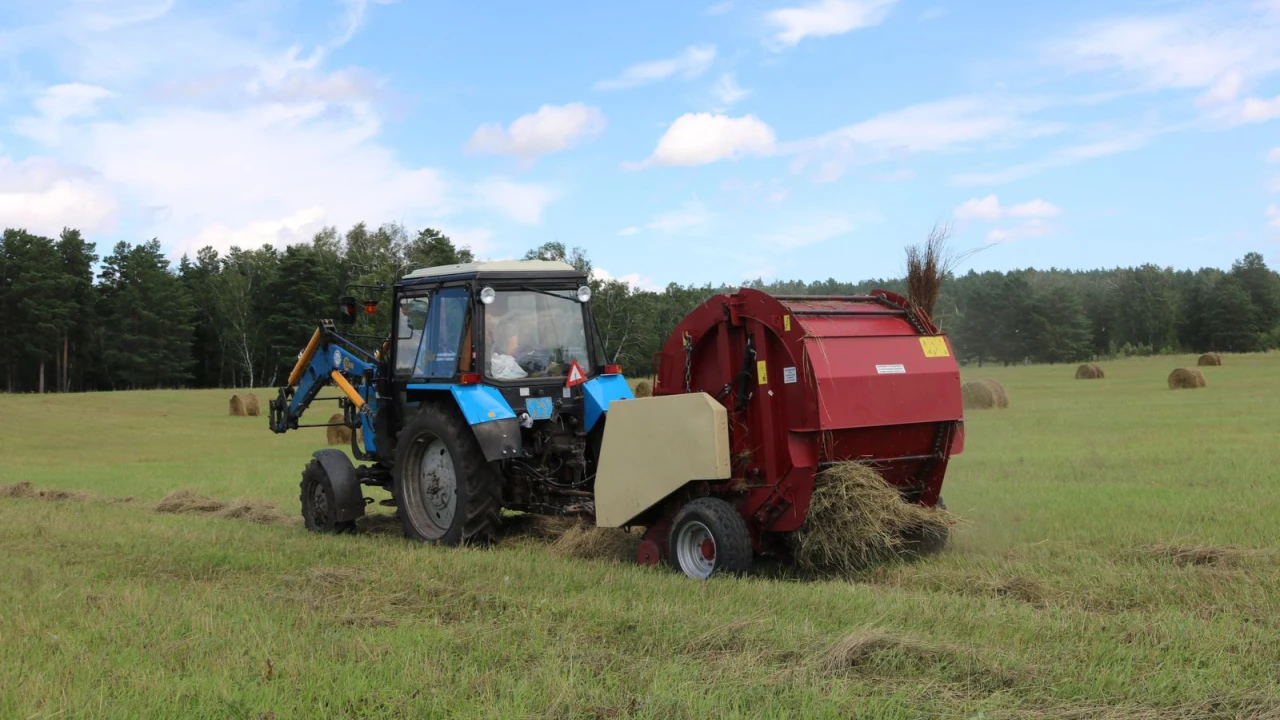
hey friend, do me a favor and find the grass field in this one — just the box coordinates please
[3,353,1280,719]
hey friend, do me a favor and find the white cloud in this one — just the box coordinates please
[954,195,1062,221]
[710,73,750,108]
[987,219,1054,243]
[592,267,660,292]
[1268,148,1280,164]
[70,0,176,32]
[783,95,1046,180]
[191,207,327,252]
[706,1,735,16]
[0,156,119,236]
[766,0,899,48]
[470,178,559,225]
[617,226,640,236]
[949,130,1163,186]
[1266,205,1280,229]
[1198,70,1243,108]
[761,214,855,248]
[14,83,115,144]
[1242,94,1280,123]
[647,200,715,234]
[594,45,716,90]
[635,113,775,168]
[466,103,606,162]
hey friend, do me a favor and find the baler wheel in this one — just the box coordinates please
[393,404,501,546]
[668,498,752,580]
[299,459,356,534]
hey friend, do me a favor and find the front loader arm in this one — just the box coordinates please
[268,322,381,457]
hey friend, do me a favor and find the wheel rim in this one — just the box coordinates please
[310,482,331,528]
[409,437,456,536]
[674,520,717,579]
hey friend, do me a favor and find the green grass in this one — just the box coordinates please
[3,353,1280,719]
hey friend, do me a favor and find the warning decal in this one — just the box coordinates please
[876,364,906,374]
[783,315,791,332]
[919,336,950,358]
[783,366,797,384]
[566,360,587,388]
[756,360,768,385]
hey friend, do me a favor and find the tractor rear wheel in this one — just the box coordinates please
[668,497,752,580]
[393,403,501,546]
[300,459,357,534]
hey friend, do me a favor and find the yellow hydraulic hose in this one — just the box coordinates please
[329,371,367,409]
[287,328,323,387]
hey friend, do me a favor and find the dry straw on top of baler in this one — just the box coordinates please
[961,379,1008,410]
[229,393,260,417]
[1198,353,1223,367]
[791,463,957,576]
[903,222,982,320]
[1168,368,1207,390]
[1075,363,1105,380]
[327,413,352,446]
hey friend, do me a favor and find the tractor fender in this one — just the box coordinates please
[405,384,523,462]
[582,375,635,433]
[310,449,366,523]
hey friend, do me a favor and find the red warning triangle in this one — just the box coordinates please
[565,359,587,388]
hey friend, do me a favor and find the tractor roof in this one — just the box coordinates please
[401,259,583,284]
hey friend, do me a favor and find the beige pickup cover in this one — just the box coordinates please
[594,392,732,528]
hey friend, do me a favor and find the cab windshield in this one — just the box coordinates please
[485,290,592,380]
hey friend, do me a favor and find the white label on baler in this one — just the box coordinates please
[783,366,797,384]
[876,364,906,374]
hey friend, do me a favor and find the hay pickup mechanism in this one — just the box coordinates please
[269,260,965,579]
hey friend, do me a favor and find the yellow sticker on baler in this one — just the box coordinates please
[757,360,768,385]
[919,337,950,358]
[783,315,791,332]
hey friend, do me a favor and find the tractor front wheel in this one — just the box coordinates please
[393,404,501,546]
[300,459,357,534]
[668,497,753,580]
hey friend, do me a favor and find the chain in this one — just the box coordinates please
[682,331,693,393]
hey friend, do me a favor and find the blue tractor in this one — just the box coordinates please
[268,260,634,544]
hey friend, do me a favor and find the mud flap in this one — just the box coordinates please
[311,449,367,523]
[471,418,523,462]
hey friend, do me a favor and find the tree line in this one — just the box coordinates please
[2,222,1278,393]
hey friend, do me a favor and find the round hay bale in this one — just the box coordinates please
[1168,368,1206,390]
[981,379,1009,408]
[1197,353,1222,367]
[327,413,352,446]
[229,393,260,416]
[633,380,653,398]
[960,381,995,410]
[1075,363,1105,380]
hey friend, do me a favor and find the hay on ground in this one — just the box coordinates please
[791,463,957,576]
[820,628,948,673]
[1197,352,1222,367]
[1075,363,1105,380]
[547,519,639,562]
[326,413,352,446]
[229,393,261,416]
[1167,368,1206,390]
[154,489,292,525]
[633,380,653,398]
[0,481,93,501]
[1148,545,1252,567]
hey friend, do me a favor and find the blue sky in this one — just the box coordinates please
[1,0,1279,289]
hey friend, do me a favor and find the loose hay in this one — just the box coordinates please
[0,481,92,502]
[633,380,653,398]
[326,413,352,446]
[1075,363,1105,380]
[547,519,639,562]
[791,463,957,576]
[1197,353,1223,367]
[229,393,260,416]
[154,489,293,525]
[1148,545,1252,568]
[820,628,948,673]
[1167,368,1206,390]
[961,379,1008,409]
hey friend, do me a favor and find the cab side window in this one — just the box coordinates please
[418,287,470,379]
[395,295,430,376]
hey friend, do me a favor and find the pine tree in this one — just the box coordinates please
[98,240,196,389]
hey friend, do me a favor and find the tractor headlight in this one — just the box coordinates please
[576,285,592,303]
[480,286,496,305]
